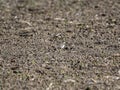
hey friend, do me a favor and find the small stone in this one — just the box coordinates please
[118,70,120,75]
[60,42,66,49]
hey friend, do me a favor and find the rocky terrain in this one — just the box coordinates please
[0,0,120,90]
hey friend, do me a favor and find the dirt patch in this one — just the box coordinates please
[0,0,120,90]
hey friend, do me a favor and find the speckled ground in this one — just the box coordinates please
[0,0,120,90]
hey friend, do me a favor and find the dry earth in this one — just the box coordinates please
[0,0,120,90]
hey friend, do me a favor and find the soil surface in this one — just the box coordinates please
[0,0,120,90]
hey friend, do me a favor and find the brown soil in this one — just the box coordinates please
[0,0,120,90]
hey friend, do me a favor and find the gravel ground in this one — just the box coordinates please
[0,0,120,90]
